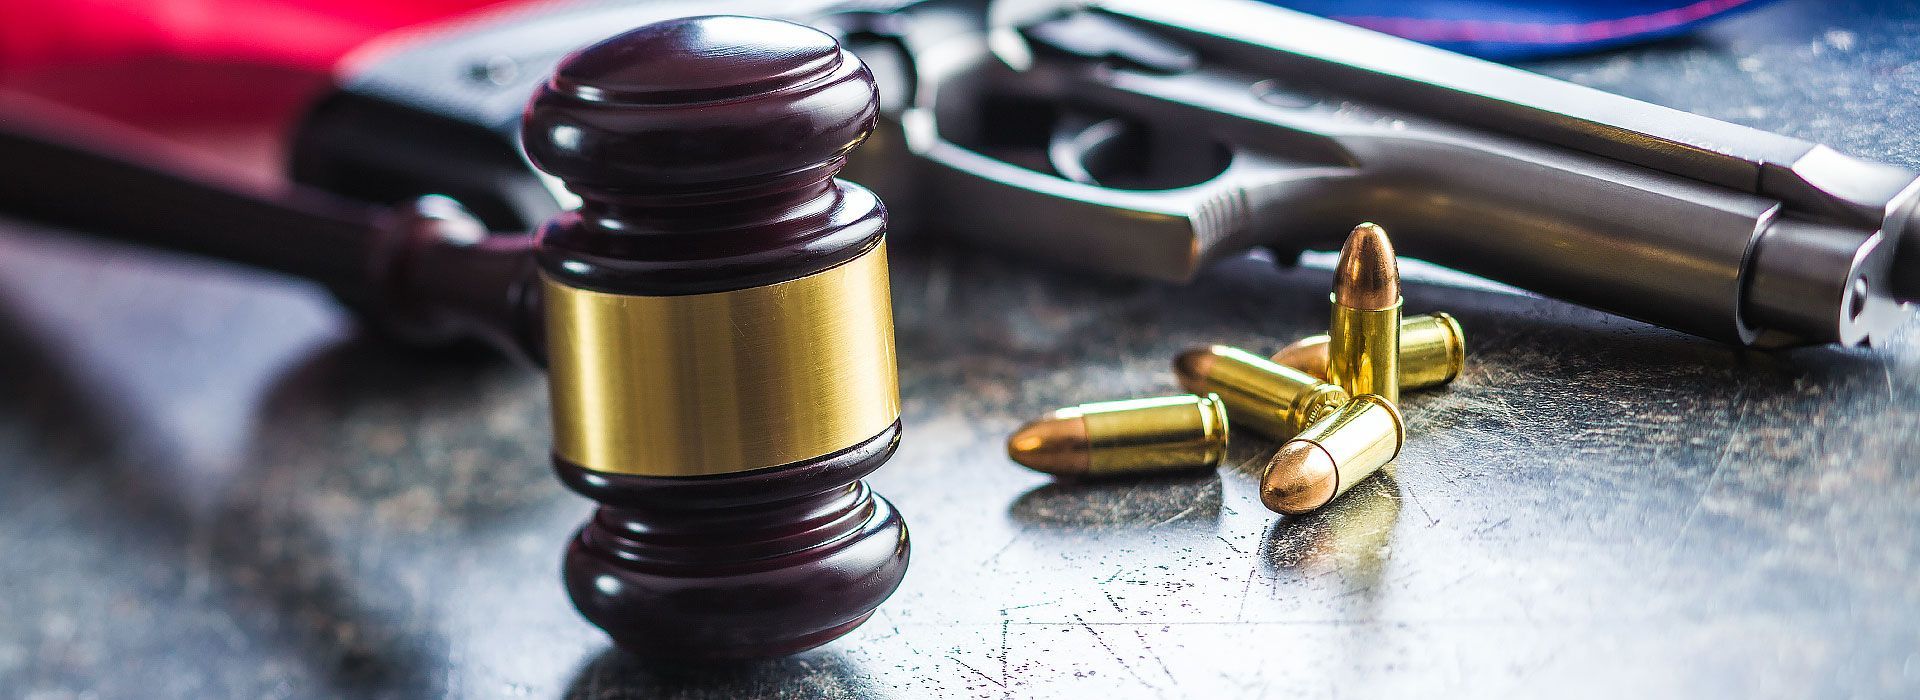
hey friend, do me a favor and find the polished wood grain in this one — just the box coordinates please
[524,14,885,295]
[525,15,906,658]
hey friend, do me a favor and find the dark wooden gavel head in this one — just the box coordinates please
[520,15,908,659]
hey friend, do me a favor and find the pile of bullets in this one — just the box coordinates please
[1007,223,1465,516]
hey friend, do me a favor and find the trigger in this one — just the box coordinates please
[1048,116,1131,186]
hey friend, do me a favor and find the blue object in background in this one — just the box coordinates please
[1268,0,1774,59]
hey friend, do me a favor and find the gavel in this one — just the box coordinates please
[0,15,910,659]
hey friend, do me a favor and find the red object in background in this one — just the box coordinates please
[0,0,509,72]
[0,0,524,162]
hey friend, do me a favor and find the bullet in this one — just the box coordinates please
[1006,394,1229,477]
[1327,222,1402,403]
[1260,394,1404,515]
[1272,312,1465,391]
[1174,344,1349,439]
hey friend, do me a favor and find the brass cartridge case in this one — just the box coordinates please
[1260,394,1405,515]
[1006,394,1229,477]
[1175,345,1349,439]
[1274,313,1464,390]
[1328,299,1402,402]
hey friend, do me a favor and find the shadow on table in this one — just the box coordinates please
[0,283,128,465]
[249,333,556,520]
[562,647,881,699]
[0,296,451,696]
[1007,470,1223,530]
[224,332,555,693]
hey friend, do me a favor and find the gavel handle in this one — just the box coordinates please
[0,98,389,297]
[0,97,542,360]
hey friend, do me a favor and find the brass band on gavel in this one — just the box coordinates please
[545,243,901,477]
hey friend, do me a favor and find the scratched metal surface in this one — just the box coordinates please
[2,0,1919,697]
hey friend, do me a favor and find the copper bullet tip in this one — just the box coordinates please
[1006,411,1092,476]
[1260,440,1339,515]
[1172,346,1218,393]
[1333,222,1400,310]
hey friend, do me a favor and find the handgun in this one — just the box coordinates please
[11,0,1920,348]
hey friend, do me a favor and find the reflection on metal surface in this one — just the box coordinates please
[1007,394,1228,477]
[1262,395,1405,515]
[1272,312,1464,390]
[543,244,900,476]
[1261,473,1402,577]
[564,646,883,697]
